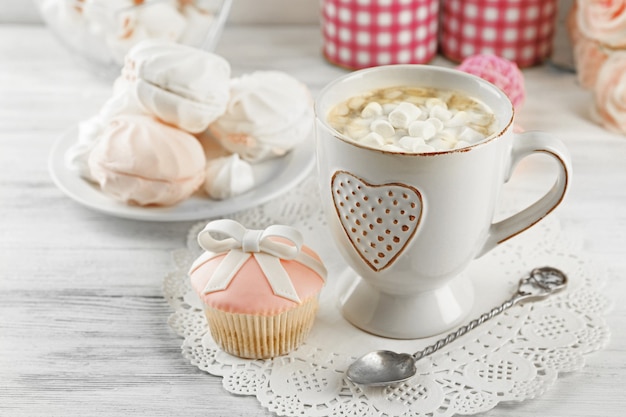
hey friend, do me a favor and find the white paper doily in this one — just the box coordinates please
[164,177,612,417]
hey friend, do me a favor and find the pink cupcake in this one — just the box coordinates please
[189,220,327,359]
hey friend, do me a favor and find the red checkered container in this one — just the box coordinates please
[440,0,559,68]
[321,0,439,69]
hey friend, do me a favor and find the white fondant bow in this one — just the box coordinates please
[195,219,326,304]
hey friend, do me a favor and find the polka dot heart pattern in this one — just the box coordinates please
[440,0,558,68]
[331,171,423,272]
[321,0,439,69]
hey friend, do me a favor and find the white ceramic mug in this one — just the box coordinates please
[315,65,571,339]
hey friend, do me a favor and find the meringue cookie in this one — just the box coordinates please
[179,3,216,46]
[88,114,206,206]
[203,154,255,200]
[119,39,231,133]
[99,76,146,120]
[65,115,106,182]
[210,71,314,162]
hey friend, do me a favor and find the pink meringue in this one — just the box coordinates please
[88,114,206,206]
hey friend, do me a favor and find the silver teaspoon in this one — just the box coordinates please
[346,266,568,386]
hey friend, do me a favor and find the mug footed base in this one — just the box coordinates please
[338,270,475,339]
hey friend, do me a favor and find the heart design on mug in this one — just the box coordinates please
[331,171,423,271]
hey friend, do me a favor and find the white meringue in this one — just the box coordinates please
[65,115,105,182]
[88,114,206,206]
[119,39,231,133]
[203,154,255,200]
[179,3,216,46]
[98,1,187,65]
[98,76,146,121]
[210,71,314,162]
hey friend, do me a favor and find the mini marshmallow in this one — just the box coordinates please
[388,102,421,129]
[427,137,453,150]
[413,144,437,153]
[454,140,471,149]
[384,89,403,99]
[345,123,370,140]
[408,120,437,140]
[426,98,447,109]
[333,102,350,116]
[361,102,383,118]
[467,110,494,127]
[370,119,395,138]
[437,128,460,142]
[360,132,385,147]
[348,96,366,110]
[458,127,485,143]
[430,105,452,121]
[446,111,469,127]
[425,117,444,132]
[382,103,397,115]
[399,136,426,152]
[382,144,406,152]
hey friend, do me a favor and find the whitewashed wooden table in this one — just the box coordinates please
[1,23,625,417]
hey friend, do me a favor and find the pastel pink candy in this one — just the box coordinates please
[457,54,525,110]
[88,114,206,206]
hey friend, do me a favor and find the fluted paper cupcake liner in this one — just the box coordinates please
[204,297,319,359]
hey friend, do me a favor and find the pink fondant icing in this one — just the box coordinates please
[189,245,325,316]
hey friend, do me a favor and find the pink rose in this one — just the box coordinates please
[573,35,609,89]
[592,51,626,133]
[568,4,609,89]
[577,0,626,48]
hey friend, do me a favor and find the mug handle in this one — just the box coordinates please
[476,131,572,257]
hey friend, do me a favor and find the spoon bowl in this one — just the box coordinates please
[346,350,416,386]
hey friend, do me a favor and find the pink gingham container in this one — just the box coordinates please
[440,0,559,68]
[321,0,439,70]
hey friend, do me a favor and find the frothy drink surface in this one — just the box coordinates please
[327,87,497,153]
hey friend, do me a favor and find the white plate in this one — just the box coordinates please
[48,127,315,222]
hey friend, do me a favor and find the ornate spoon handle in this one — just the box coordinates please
[412,266,567,361]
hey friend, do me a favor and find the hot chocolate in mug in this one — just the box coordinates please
[315,65,571,339]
